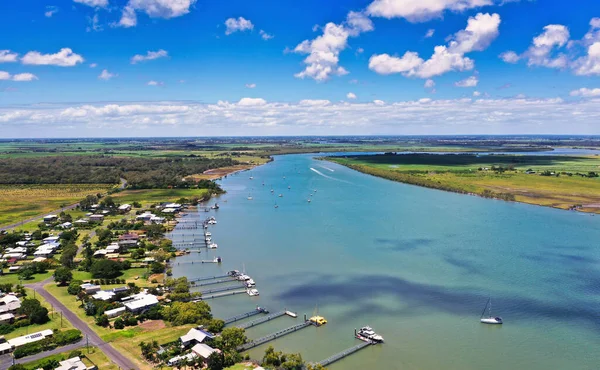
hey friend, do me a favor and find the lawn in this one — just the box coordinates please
[0,184,113,228]
[72,266,151,284]
[225,363,262,370]
[4,287,74,340]
[328,154,600,213]
[16,346,117,370]
[0,271,53,286]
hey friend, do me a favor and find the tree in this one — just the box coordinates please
[90,259,123,279]
[217,327,247,352]
[18,266,34,280]
[207,351,225,370]
[206,318,225,333]
[95,314,109,327]
[67,280,83,295]
[306,365,327,370]
[114,318,125,329]
[53,267,73,286]
[150,262,165,274]
[160,301,212,326]
[17,298,49,324]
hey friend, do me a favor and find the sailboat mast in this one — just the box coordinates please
[481,298,490,318]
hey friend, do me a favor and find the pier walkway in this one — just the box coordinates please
[237,310,287,329]
[195,290,246,300]
[190,278,236,287]
[199,284,246,295]
[223,307,268,325]
[237,321,312,351]
[317,341,372,367]
[188,274,233,283]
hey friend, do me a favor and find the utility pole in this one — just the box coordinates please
[60,312,63,327]
[86,334,89,354]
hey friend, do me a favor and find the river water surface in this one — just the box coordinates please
[172,153,600,370]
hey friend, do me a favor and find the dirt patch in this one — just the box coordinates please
[186,165,253,181]
[138,320,166,331]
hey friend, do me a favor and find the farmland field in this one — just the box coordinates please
[0,184,113,227]
[328,154,600,213]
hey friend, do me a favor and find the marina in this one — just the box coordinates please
[170,152,600,370]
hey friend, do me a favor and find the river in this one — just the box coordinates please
[171,152,600,370]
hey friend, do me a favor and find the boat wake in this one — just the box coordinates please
[310,168,352,184]
[318,165,335,172]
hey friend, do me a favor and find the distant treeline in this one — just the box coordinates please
[0,155,236,189]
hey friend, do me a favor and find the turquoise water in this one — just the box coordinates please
[172,153,600,370]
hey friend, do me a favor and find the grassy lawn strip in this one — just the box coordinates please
[17,346,118,370]
[0,271,53,286]
[0,184,113,228]
[4,288,74,340]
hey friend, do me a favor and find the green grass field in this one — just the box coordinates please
[328,154,600,213]
[0,184,113,227]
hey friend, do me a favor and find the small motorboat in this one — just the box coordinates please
[210,203,219,209]
[208,243,218,249]
[247,196,253,200]
[247,288,259,296]
[288,186,291,189]
[356,326,384,343]
[480,298,503,325]
[307,199,311,203]
[205,232,212,237]
[278,194,283,198]
[245,279,256,287]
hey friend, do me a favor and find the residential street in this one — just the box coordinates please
[0,278,138,369]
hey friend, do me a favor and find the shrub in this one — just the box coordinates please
[68,350,83,358]
[90,260,123,279]
[68,280,83,295]
[0,324,13,334]
[114,318,125,329]
[125,316,138,326]
[13,342,42,358]
[54,329,83,346]
[95,315,109,327]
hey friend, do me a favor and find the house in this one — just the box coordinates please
[32,257,47,263]
[43,236,60,243]
[161,208,177,214]
[163,203,182,210]
[92,290,115,301]
[34,243,58,257]
[8,266,20,273]
[55,356,95,370]
[122,292,158,313]
[7,329,53,350]
[106,244,120,253]
[117,239,138,250]
[89,214,104,223]
[6,247,27,254]
[136,212,155,222]
[43,215,58,223]
[167,352,197,367]
[74,219,89,225]
[118,204,132,213]
[118,233,139,241]
[0,295,21,314]
[150,216,166,224]
[2,253,25,260]
[59,222,73,229]
[104,306,126,319]
[180,327,215,347]
[80,283,101,294]
[0,313,14,324]
[93,249,108,258]
[191,343,218,361]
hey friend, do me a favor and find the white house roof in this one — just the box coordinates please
[43,236,60,242]
[123,293,158,311]
[118,204,131,210]
[32,257,47,263]
[92,290,115,301]
[168,352,197,366]
[180,328,209,345]
[7,329,53,348]
[0,313,14,322]
[55,356,87,370]
[191,343,217,359]
[105,307,126,316]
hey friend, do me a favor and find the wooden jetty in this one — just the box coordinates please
[236,310,296,329]
[190,278,237,287]
[223,307,268,325]
[317,341,372,367]
[195,290,246,300]
[237,321,312,351]
[188,274,233,283]
[199,284,246,295]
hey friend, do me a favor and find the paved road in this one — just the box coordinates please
[9,278,139,369]
[0,342,85,368]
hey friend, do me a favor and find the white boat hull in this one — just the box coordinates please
[480,318,503,325]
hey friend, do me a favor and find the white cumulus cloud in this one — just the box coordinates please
[570,87,600,97]
[147,80,163,86]
[21,48,84,67]
[98,69,116,80]
[347,92,357,99]
[131,49,168,64]
[237,97,267,106]
[424,79,435,88]
[259,30,274,40]
[118,0,196,27]
[0,50,19,63]
[225,17,254,35]
[73,0,108,8]
[366,0,492,22]
[369,13,498,79]
[293,11,374,81]
[455,75,478,87]
[0,71,38,82]
[245,83,256,89]
[425,29,435,38]
[45,6,59,17]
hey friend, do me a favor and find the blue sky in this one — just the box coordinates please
[1,0,599,137]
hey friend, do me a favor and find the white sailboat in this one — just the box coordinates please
[480,298,503,324]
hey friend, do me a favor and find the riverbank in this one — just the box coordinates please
[326,153,600,214]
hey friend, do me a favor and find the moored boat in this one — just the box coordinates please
[480,298,503,325]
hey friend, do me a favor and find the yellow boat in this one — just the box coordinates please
[309,315,327,326]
